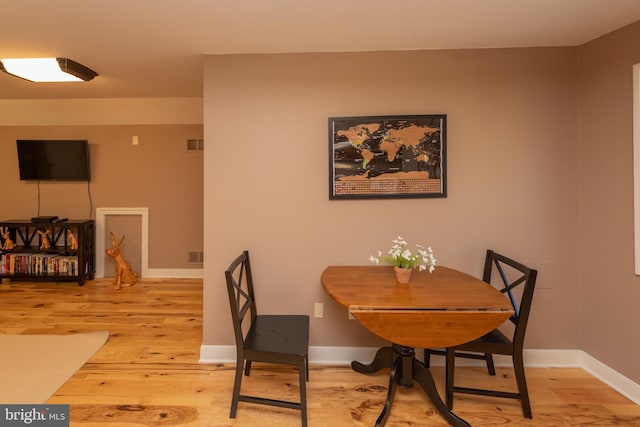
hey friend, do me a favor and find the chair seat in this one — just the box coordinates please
[245,315,310,361]
[455,328,512,355]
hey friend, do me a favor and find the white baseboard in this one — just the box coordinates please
[200,345,237,363]
[146,268,203,278]
[199,345,640,405]
[424,348,584,368]
[581,352,640,405]
[198,345,583,367]
[98,268,203,279]
[199,345,381,365]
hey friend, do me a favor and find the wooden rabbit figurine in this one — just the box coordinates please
[67,229,78,250]
[37,229,51,249]
[1,227,16,250]
[105,232,138,290]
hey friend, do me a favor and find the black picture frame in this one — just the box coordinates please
[329,114,447,199]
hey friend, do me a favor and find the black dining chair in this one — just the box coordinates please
[225,250,310,426]
[424,249,538,418]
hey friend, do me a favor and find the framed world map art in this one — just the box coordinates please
[329,114,447,200]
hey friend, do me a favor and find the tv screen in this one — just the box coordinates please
[16,140,90,181]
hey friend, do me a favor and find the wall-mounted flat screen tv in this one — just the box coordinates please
[16,139,90,181]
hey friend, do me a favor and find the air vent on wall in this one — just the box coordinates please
[186,139,204,151]
[188,251,204,264]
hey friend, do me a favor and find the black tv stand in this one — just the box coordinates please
[31,215,58,223]
[0,219,95,285]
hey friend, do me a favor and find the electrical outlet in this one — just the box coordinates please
[313,302,324,319]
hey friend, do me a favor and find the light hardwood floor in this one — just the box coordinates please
[1,278,639,426]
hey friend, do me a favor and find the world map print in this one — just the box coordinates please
[330,115,446,199]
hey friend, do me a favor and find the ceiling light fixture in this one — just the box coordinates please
[0,58,98,82]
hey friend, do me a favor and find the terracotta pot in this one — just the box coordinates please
[394,266,412,283]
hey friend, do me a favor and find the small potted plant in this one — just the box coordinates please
[369,236,436,283]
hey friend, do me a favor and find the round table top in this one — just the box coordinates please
[321,265,513,348]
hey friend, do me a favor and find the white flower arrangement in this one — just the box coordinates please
[369,235,436,273]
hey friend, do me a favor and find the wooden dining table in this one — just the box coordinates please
[321,265,514,427]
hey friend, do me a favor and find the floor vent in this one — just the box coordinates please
[186,139,204,151]
[188,251,204,264]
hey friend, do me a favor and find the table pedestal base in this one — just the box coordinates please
[351,344,470,427]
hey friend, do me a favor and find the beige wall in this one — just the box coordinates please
[202,48,582,350]
[2,20,638,385]
[0,124,203,270]
[578,21,640,382]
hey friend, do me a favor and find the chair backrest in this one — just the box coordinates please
[482,249,538,348]
[225,250,257,354]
